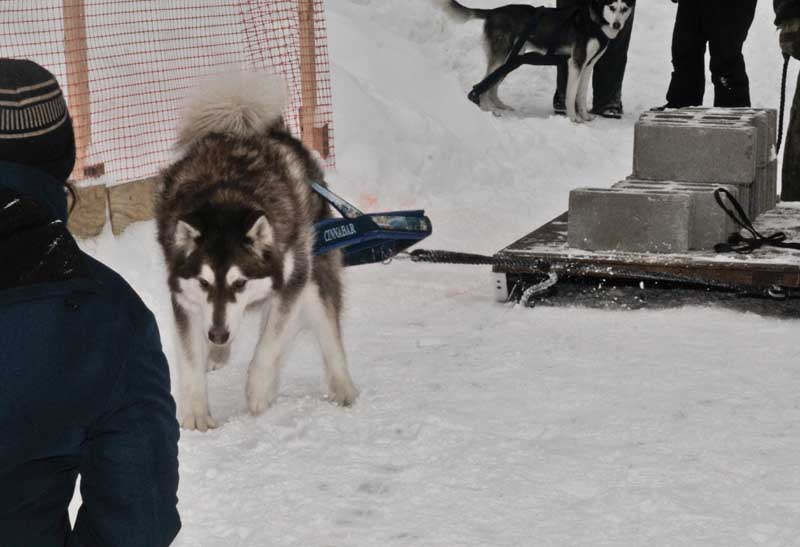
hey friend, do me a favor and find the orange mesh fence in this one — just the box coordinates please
[0,0,335,186]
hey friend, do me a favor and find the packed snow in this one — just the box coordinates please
[71,1,800,545]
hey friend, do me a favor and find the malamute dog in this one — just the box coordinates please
[156,72,358,431]
[443,0,635,122]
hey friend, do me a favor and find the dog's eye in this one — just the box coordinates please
[198,278,211,290]
[232,279,248,291]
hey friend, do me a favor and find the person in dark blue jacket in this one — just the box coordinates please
[0,59,181,546]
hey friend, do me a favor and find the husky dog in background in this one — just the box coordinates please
[156,72,358,431]
[442,0,635,122]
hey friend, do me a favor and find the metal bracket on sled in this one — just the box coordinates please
[494,271,559,306]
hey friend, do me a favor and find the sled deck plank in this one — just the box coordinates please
[493,205,800,290]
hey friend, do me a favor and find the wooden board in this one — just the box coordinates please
[67,184,107,239]
[107,176,157,236]
[494,205,800,290]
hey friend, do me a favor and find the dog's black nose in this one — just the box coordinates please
[208,327,230,345]
[613,22,621,30]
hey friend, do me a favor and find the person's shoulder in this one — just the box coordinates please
[82,253,160,338]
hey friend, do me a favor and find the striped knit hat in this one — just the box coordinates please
[0,59,75,182]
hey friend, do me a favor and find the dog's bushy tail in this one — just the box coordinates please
[177,71,286,147]
[439,0,490,22]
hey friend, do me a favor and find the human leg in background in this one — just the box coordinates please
[665,0,707,107]
[706,0,758,107]
[591,3,636,117]
[781,72,800,201]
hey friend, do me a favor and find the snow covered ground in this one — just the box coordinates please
[74,1,800,545]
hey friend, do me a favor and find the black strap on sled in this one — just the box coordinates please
[713,188,800,254]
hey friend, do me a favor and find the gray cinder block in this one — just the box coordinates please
[695,111,770,167]
[765,159,778,212]
[615,179,739,250]
[568,188,692,253]
[633,118,758,184]
[752,159,779,218]
[683,107,777,150]
[636,109,774,218]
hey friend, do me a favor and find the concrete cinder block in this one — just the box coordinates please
[615,179,738,250]
[107,176,157,236]
[695,111,770,167]
[751,159,778,218]
[633,118,757,184]
[765,159,778,213]
[568,188,692,253]
[638,108,772,164]
[683,107,777,150]
[67,183,107,239]
[636,110,773,218]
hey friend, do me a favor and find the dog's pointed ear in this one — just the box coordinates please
[247,215,274,251]
[175,220,201,256]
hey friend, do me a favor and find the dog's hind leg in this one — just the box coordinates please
[174,299,217,431]
[245,297,302,415]
[303,283,358,407]
[480,39,515,111]
[485,68,514,111]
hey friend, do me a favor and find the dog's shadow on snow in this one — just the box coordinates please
[484,106,555,120]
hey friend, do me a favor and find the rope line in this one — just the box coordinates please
[777,54,790,154]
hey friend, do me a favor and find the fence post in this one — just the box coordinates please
[63,0,106,237]
[299,0,329,158]
[63,0,91,180]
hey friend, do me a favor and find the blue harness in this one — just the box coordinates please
[310,182,432,267]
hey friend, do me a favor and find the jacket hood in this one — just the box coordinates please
[0,161,69,223]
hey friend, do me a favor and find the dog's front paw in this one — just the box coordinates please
[329,379,359,407]
[181,412,218,432]
[246,372,279,416]
[569,113,584,124]
[579,110,596,122]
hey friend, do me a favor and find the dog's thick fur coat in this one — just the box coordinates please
[156,71,358,431]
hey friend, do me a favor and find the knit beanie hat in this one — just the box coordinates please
[0,58,76,183]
